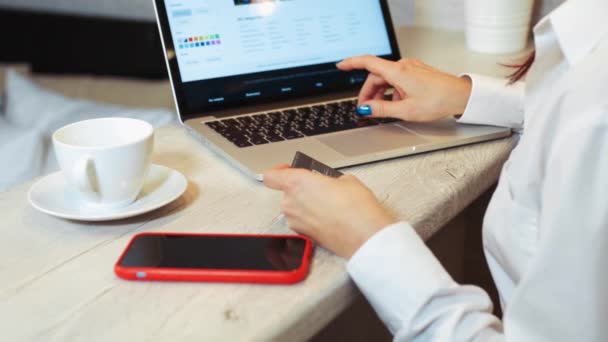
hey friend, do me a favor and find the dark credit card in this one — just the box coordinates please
[291,151,343,178]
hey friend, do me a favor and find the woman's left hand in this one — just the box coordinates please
[263,165,396,258]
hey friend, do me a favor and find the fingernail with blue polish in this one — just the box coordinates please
[357,105,372,116]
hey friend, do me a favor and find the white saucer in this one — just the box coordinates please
[28,164,188,221]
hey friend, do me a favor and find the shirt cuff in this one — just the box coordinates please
[347,222,456,334]
[457,73,525,131]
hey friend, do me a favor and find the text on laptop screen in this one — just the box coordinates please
[159,0,398,116]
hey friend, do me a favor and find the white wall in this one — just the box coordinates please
[391,0,565,30]
[0,0,564,27]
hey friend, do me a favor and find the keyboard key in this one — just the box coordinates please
[237,116,253,125]
[283,131,304,140]
[266,135,284,142]
[251,114,268,124]
[250,136,269,145]
[206,121,223,130]
[223,118,239,127]
[207,99,401,148]
[233,140,253,148]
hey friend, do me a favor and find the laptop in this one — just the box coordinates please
[153,0,511,180]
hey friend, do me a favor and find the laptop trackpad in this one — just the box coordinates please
[317,124,429,157]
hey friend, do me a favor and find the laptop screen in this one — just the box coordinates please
[156,0,400,118]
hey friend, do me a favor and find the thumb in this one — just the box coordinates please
[270,163,290,171]
[358,99,414,120]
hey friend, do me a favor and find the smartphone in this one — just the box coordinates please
[114,232,313,284]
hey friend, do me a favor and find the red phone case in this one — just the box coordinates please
[114,232,313,284]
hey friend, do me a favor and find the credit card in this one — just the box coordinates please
[291,151,343,178]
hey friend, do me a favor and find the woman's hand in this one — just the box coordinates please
[337,55,472,122]
[264,166,396,259]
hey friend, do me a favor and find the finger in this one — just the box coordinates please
[399,58,422,66]
[263,169,291,191]
[284,217,313,238]
[337,55,399,84]
[337,174,367,189]
[338,173,357,181]
[392,90,402,102]
[358,74,389,105]
[270,164,290,171]
[373,86,389,101]
[264,168,317,192]
[361,99,415,120]
[279,196,299,217]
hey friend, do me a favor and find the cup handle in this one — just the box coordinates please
[72,156,97,194]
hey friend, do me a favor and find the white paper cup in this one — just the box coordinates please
[465,0,534,54]
[53,117,154,209]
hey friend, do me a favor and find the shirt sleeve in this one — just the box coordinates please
[347,222,503,341]
[347,111,608,341]
[456,74,525,131]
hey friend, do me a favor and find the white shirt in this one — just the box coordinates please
[347,0,608,340]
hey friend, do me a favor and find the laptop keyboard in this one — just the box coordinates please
[204,99,399,148]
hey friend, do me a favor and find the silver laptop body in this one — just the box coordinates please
[153,0,510,180]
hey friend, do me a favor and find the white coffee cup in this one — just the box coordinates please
[53,117,154,209]
[465,0,534,54]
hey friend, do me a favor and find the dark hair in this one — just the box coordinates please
[506,51,536,84]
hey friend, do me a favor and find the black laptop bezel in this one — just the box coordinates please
[154,0,401,122]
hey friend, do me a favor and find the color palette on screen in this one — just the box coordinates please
[177,34,222,49]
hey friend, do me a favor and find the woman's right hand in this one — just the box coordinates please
[337,55,472,122]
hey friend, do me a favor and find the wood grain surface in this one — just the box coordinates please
[0,124,515,341]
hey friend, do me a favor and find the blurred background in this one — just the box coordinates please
[0,0,563,79]
[0,0,563,192]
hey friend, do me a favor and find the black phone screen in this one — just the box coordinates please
[118,234,308,271]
